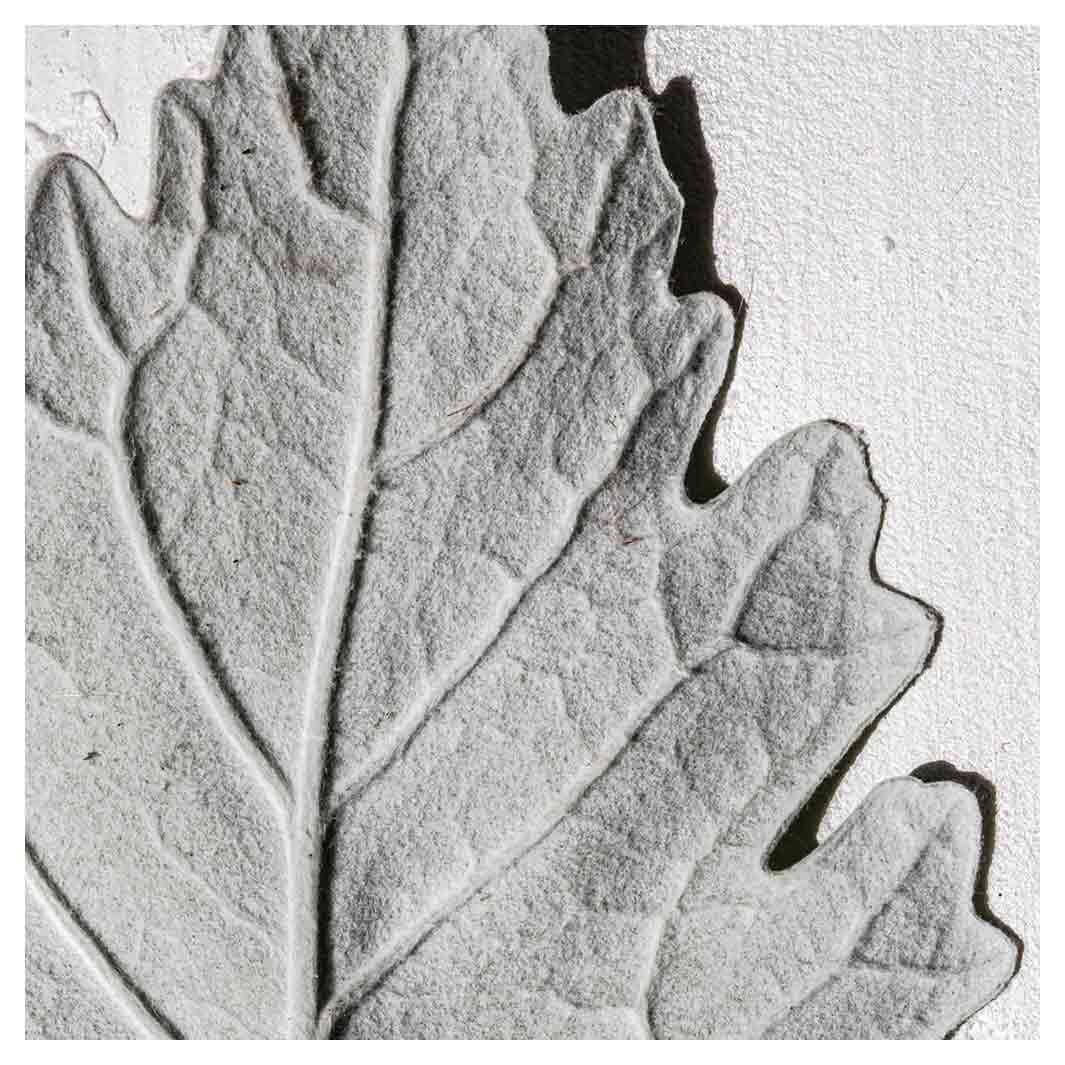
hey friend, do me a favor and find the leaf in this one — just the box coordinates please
[24,26,1015,1040]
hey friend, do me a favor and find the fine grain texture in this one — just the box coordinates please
[25,26,1016,1039]
[644,26,1039,1040]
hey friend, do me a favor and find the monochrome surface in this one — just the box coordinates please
[25,26,1017,1039]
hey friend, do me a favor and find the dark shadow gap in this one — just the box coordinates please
[546,26,745,502]
[911,760,1024,1039]
[762,445,1022,988]
[765,490,946,875]
[545,27,1022,1030]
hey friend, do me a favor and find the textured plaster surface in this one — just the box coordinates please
[25,27,220,217]
[646,26,1039,1039]
[24,26,1037,1039]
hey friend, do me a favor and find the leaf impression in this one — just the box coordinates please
[25,26,1016,1039]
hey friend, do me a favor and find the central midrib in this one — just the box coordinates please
[284,28,412,1041]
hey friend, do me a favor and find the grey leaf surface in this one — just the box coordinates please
[24,25,1016,1039]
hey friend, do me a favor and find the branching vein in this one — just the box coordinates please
[285,26,411,1041]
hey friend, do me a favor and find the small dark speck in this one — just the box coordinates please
[882,235,897,253]
[233,558,240,565]
[242,147,256,156]
[228,478,245,488]
[83,751,100,762]
[219,183,229,192]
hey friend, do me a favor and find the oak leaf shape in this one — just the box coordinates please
[25,26,1016,1039]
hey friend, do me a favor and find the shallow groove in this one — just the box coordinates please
[287,26,412,1038]
[25,845,181,1040]
[24,26,1015,1043]
[112,363,292,821]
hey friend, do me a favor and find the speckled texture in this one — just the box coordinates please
[646,26,1038,1039]
[25,25,1035,1039]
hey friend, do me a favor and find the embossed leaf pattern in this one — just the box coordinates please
[25,27,1015,1039]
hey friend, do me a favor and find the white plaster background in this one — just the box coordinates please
[25,25,1038,1039]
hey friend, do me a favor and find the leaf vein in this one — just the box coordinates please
[286,25,411,1039]
[25,844,181,1040]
